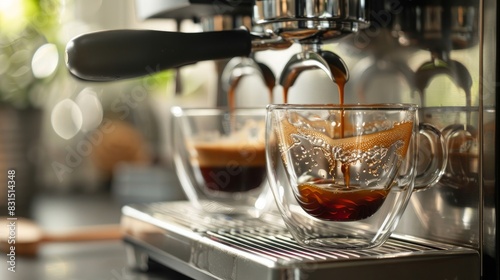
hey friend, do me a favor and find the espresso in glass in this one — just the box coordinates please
[172,107,270,216]
[297,182,390,221]
[193,143,267,193]
[278,114,413,222]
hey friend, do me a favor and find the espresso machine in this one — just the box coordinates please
[65,0,498,279]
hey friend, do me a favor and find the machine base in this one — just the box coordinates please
[121,201,480,280]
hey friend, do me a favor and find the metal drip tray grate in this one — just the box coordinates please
[205,230,441,262]
[121,201,480,280]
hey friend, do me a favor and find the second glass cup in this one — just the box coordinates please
[171,107,272,217]
[266,104,445,249]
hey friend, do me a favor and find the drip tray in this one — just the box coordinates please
[121,201,480,280]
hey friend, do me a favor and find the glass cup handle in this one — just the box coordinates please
[414,123,447,191]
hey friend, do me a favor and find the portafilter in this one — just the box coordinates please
[65,0,372,82]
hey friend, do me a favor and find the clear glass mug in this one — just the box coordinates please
[171,107,272,217]
[266,104,445,249]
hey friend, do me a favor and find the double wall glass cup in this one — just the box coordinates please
[172,107,272,217]
[266,104,445,249]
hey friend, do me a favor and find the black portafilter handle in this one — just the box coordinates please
[65,29,252,81]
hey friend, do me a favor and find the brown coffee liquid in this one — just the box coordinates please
[297,182,389,221]
[200,166,267,193]
[333,63,348,182]
[193,143,267,193]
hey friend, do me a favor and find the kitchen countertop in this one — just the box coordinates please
[0,192,192,280]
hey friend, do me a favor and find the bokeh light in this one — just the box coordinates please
[51,98,83,140]
[32,43,59,79]
[75,87,103,132]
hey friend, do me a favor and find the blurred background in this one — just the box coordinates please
[0,0,198,220]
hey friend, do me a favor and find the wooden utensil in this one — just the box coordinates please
[1,217,122,257]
